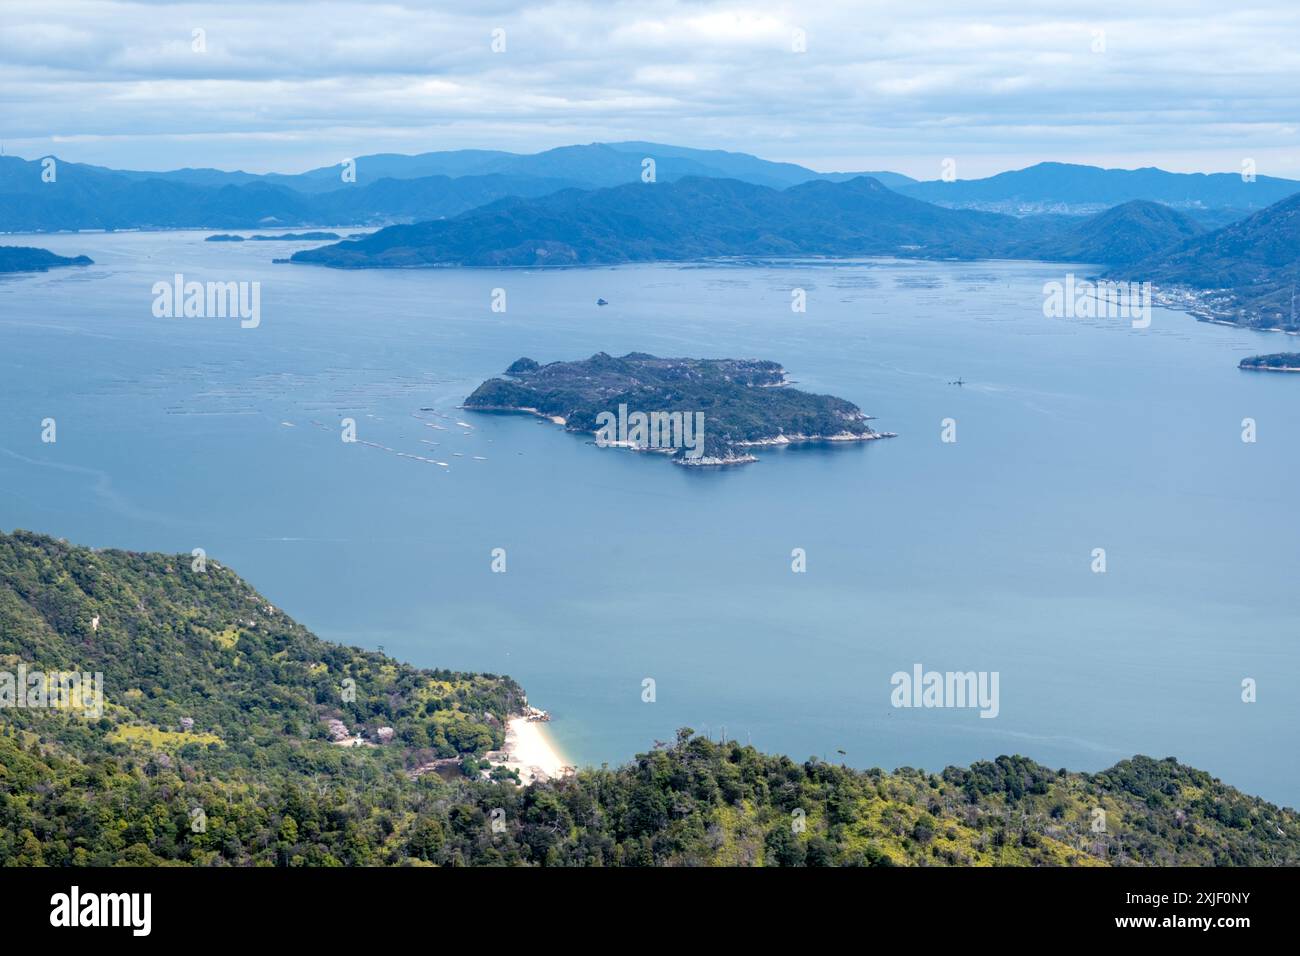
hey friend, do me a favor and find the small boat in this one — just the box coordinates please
[596,298,608,306]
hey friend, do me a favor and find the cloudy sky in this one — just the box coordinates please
[3,0,1299,179]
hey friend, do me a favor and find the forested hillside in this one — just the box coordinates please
[1116,192,1300,329]
[2,530,1295,866]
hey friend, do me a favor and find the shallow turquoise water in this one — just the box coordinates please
[2,231,1296,804]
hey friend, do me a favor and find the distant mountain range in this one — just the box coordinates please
[84,142,915,193]
[896,162,1300,219]
[0,143,910,232]
[257,142,917,193]
[0,155,578,232]
[7,145,1295,235]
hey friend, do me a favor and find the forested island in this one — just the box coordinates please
[464,352,893,465]
[1,529,1297,866]
[206,231,342,242]
[0,245,92,273]
[1239,352,1300,371]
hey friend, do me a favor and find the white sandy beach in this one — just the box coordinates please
[499,716,571,786]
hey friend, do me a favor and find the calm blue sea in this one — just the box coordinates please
[3,230,1296,805]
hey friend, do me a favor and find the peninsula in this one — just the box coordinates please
[464,352,894,465]
[1239,352,1300,371]
[0,245,93,273]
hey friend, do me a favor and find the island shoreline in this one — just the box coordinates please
[488,708,573,786]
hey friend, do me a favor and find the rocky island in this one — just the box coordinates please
[1239,352,1300,371]
[464,352,894,465]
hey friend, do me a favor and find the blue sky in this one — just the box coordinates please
[2,0,1299,178]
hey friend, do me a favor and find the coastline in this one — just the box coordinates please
[490,711,573,786]
[466,403,896,466]
[731,429,897,448]
[1151,284,1300,333]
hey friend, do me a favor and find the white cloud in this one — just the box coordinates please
[1,0,1298,177]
